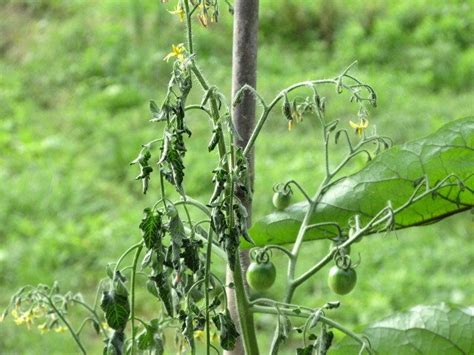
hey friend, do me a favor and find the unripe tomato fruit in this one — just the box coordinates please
[327,266,357,295]
[246,261,276,292]
[272,190,291,210]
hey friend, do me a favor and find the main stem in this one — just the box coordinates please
[225,0,260,354]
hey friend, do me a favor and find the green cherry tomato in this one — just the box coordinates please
[272,190,292,210]
[327,266,357,295]
[246,261,276,292]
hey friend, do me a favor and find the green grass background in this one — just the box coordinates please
[0,0,473,353]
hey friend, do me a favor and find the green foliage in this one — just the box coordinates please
[248,117,474,247]
[333,304,474,354]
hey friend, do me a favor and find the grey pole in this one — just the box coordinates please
[225,0,259,354]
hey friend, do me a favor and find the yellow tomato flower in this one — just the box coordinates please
[11,308,19,319]
[194,330,205,342]
[37,323,49,334]
[164,43,186,62]
[12,308,33,328]
[211,331,219,343]
[349,118,369,136]
[32,305,45,317]
[14,316,25,326]
[54,325,68,333]
[169,3,185,22]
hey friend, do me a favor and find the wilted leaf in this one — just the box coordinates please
[150,272,174,317]
[104,330,125,355]
[213,310,239,350]
[169,214,185,270]
[100,291,130,331]
[139,208,164,249]
[137,322,164,354]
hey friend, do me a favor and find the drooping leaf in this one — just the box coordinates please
[146,279,160,299]
[224,228,240,271]
[181,238,201,272]
[332,303,474,355]
[137,322,164,354]
[182,314,195,353]
[168,214,185,270]
[150,272,174,317]
[100,291,130,331]
[296,344,314,355]
[131,149,153,194]
[316,328,333,355]
[104,330,125,355]
[213,310,240,350]
[247,117,474,247]
[139,208,163,249]
[141,249,154,269]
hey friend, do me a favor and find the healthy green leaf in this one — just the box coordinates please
[332,303,474,354]
[247,117,474,247]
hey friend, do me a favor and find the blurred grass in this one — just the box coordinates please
[0,0,473,353]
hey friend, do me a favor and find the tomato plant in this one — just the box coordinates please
[3,1,472,355]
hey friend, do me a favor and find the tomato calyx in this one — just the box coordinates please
[272,183,293,210]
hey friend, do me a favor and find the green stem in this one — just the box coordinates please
[183,0,193,54]
[113,242,143,276]
[243,79,336,156]
[72,298,108,337]
[182,4,257,353]
[174,197,211,217]
[284,180,312,203]
[204,224,215,354]
[130,244,143,355]
[45,295,87,355]
[259,245,294,261]
[76,317,94,335]
[252,305,371,353]
[232,253,259,354]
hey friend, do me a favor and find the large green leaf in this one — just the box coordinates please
[332,303,474,354]
[246,117,473,248]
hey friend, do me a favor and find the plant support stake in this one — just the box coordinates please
[225,0,260,354]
